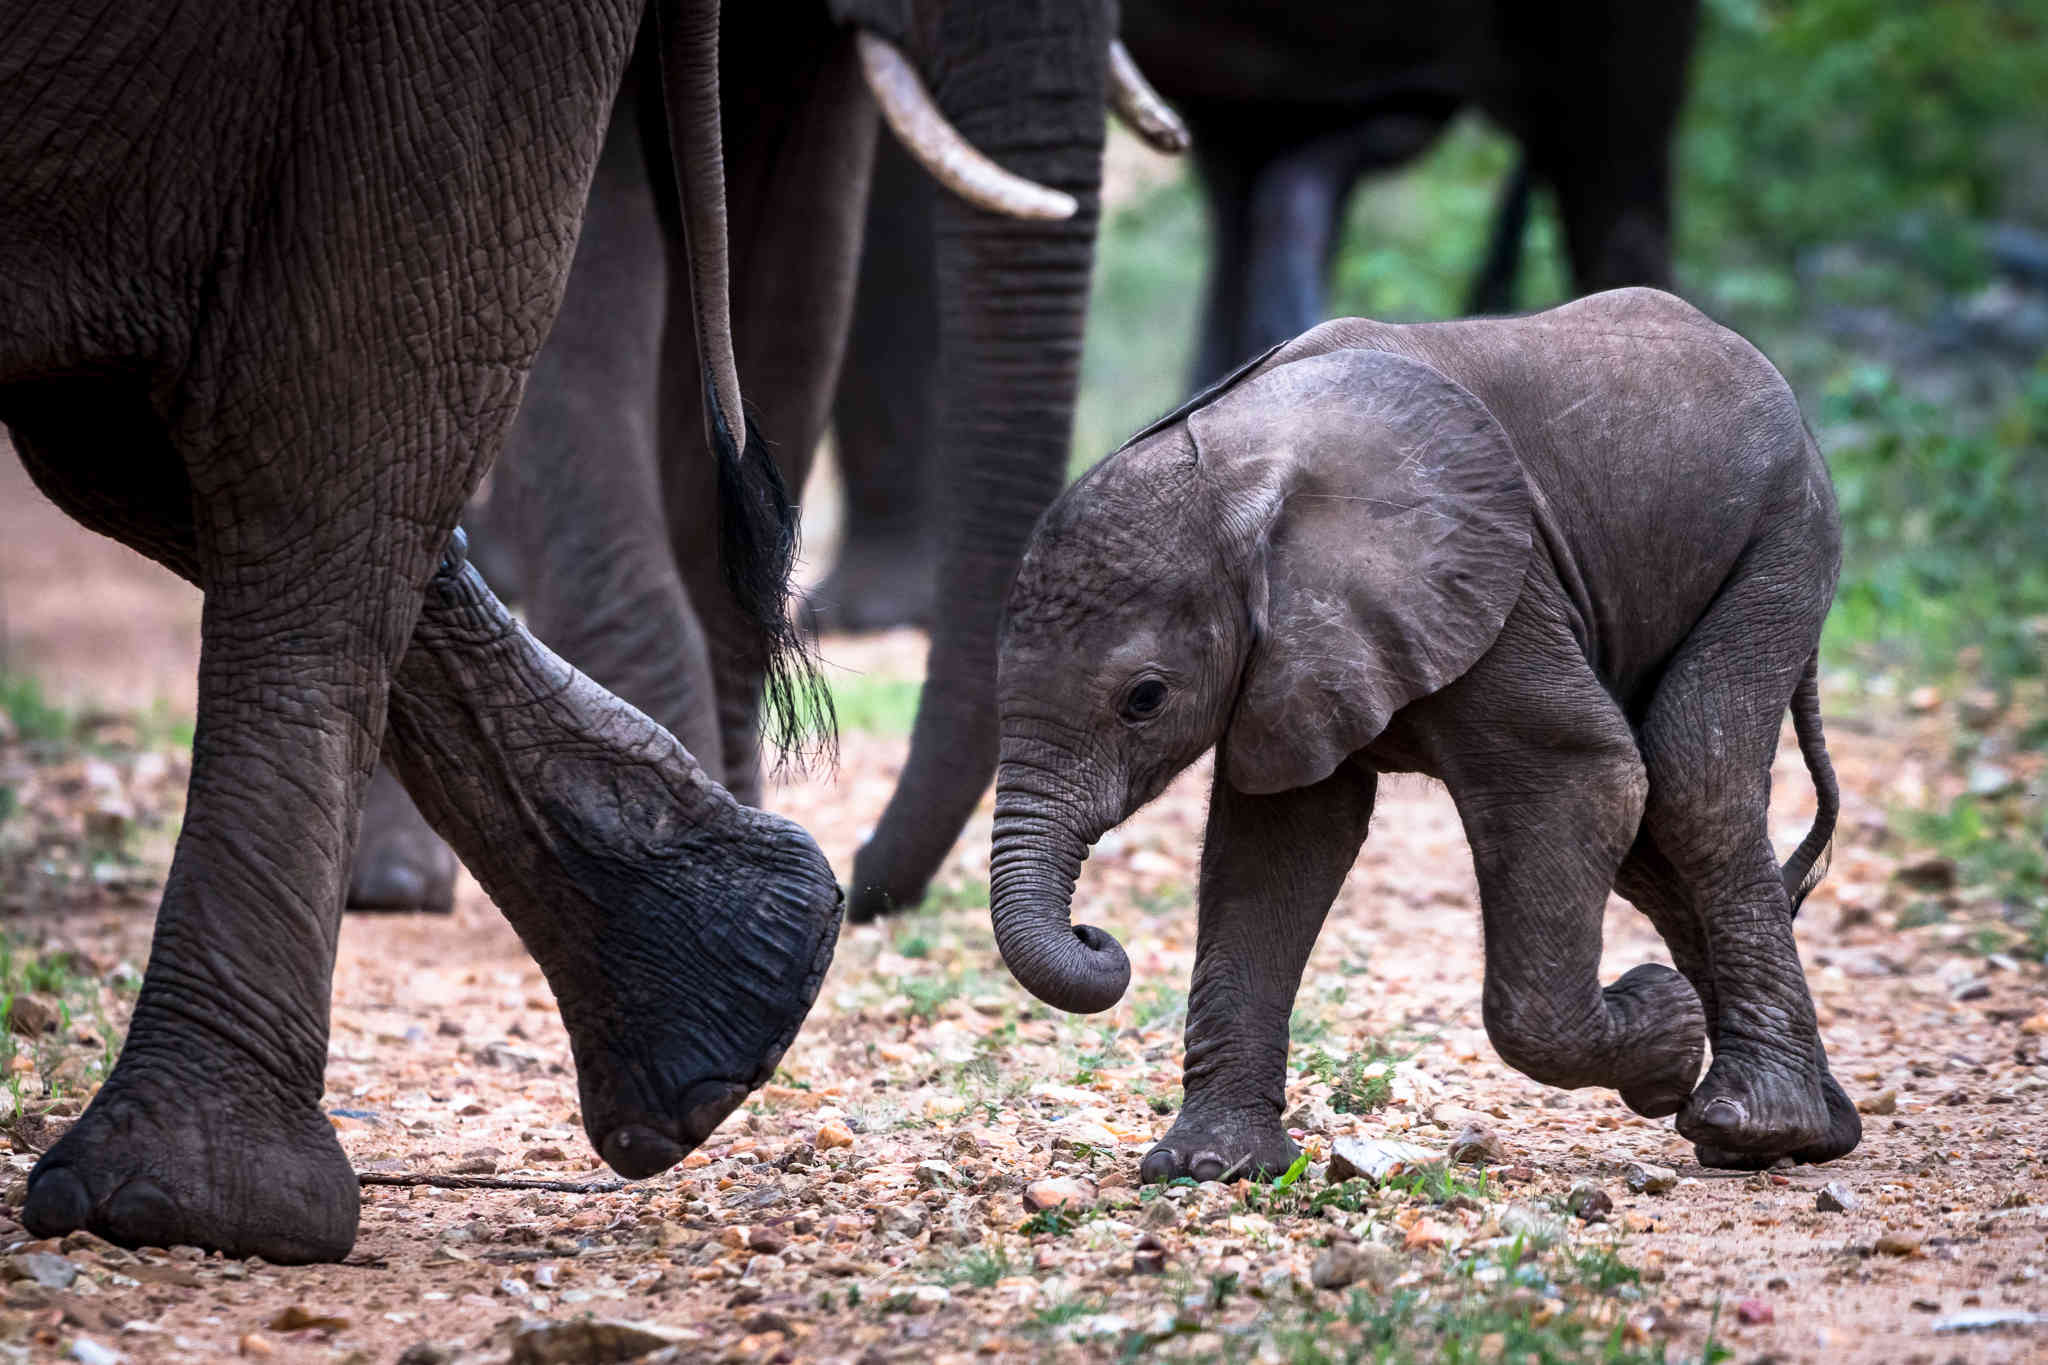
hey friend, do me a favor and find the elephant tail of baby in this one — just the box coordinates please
[1781,652,1837,915]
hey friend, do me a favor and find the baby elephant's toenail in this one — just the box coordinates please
[21,1167,90,1239]
[105,1179,183,1247]
[601,1125,684,1180]
[1188,1150,1228,1182]
[680,1080,749,1145]
[1700,1096,1748,1130]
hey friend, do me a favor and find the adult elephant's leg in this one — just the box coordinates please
[1636,557,1855,1166]
[347,68,720,912]
[382,533,839,1178]
[1140,762,1375,1184]
[1185,119,1261,391]
[664,12,875,804]
[817,129,940,635]
[1428,608,1706,1117]
[846,10,1111,917]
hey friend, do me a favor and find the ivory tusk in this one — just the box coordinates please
[1106,40,1190,154]
[856,31,1077,221]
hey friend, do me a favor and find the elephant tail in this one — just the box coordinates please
[1781,652,1837,915]
[653,0,832,761]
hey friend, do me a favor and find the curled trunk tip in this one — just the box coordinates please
[989,804,1131,1014]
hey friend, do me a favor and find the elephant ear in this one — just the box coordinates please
[1191,348,1533,795]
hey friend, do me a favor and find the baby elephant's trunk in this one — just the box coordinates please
[987,770,1130,1014]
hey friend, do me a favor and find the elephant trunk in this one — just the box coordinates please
[847,8,1108,918]
[988,764,1130,1015]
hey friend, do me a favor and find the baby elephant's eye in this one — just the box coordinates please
[1121,678,1169,722]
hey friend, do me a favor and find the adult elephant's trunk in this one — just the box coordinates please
[988,772,1130,1015]
[846,6,1110,918]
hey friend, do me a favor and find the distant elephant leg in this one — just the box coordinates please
[1186,125,1261,390]
[1465,159,1535,315]
[382,531,840,1181]
[1634,552,1853,1166]
[347,764,457,912]
[1428,609,1706,1117]
[818,130,939,635]
[664,14,873,803]
[1141,761,1375,1184]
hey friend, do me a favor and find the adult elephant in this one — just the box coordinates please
[348,2,1193,923]
[0,0,843,1263]
[823,0,1699,627]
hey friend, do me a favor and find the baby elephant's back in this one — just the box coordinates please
[1277,289,1837,701]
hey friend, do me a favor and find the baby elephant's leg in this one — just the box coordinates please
[1441,667,1706,1117]
[1141,762,1376,1184]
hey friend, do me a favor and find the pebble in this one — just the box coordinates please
[1874,1231,1923,1257]
[913,1160,955,1190]
[1140,1198,1181,1230]
[395,1348,453,1365]
[1735,1298,1774,1326]
[1933,1309,2048,1334]
[69,1339,119,1365]
[1446,1125,1507,1166]
[1623,1162,1678,1195]
[1310,1240,1399,1291]
[508,1318,696,1364]
[874,1205,928,1240]
[1958,688,2006,730]
[1023,1176,1097,1212]
[1326,1138,1442,1185]
[1501,1204,1568,1247]
[813,1122,854,1151]
[1856,1090,1898,1116]
[1566,1182,1613,1221]
[1816,1181,1858,1213]
[4,995,60,1037]
[5,1251,78,1290]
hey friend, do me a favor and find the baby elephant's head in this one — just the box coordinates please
[989,345,1533,1014]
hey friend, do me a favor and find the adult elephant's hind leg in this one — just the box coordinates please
[1435,639,1706,1117]
[383,534,841,1179]
[1142,762,1375,1184]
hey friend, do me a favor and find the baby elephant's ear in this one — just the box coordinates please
[1195,348,1533,795]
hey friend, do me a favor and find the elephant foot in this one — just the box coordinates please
[1606,963,1706,1119]
[1675,1049,1832,1165]
[23,1068,358,1263]
[346,765,456,913]
[1139,1107,1300,1185]
[514,800,843,1179]
[1692,1067,1860,1169]
[809,539,935,635]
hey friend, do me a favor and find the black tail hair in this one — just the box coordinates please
[708,384,835,767]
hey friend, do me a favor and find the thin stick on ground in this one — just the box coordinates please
[356,1171,626,1195]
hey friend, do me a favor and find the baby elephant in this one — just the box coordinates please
[988,289,1859,1179]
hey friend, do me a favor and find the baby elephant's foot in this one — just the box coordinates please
[347,765,456,912]
[1677,1051,1834,1166]
[1139,1107,1300,1184]
[23,1064,357,1263]
[1692,1068,1861,1169]
[1607,964,1707,1119]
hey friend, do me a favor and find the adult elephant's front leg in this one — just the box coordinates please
[1141,761,1374,1184]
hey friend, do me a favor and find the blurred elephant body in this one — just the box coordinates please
[988,289,1860,1182]
[355,0,1128,924]
[825,0,1700,633]
[0,0,843,1263]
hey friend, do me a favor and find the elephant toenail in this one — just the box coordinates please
[106,1179,182,1246]
[1138,1149,1181,1184]
[1188,1150,1227,1182]
[601,1125,685,1180]
[679,1080,749,1145]
[21,1167,90,1239]
[1700,1097,1748,1131]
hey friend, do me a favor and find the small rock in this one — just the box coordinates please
[1050,1118,1120,1152]
[746,1226,786,1255]
[1132,1245,1167,1275]
[1623,1162,1678,1195]
[4,1251,78,1289]
[267,1306,351,1332]
[1966,763,2019,798]
[813,1122,854,1151]
[1958,688,2006,730]
[874,1204,928,1240]
[4,995,60,1037]
[1735,1298,1773,1326]
[1023,1176,1097,1212]
[896,1285,950,1314]
[1139,1198,1180,1231]
[1310,1240,1399,1291]
[913,1160,955,1190]
[1284,1097,1338,1133]
[447,1154,498,1175]
[1892,857,1956,892]
[1816,1181,1857,1213]
[1500,1204,1568,1247]
[1950,977,1991,1002]
[1446,1125,1506,1166]
[1326,1138,1442,1185]
[397,1344,454,1364]
[1874,1230,1923,1257]
[1567,1182,1613,1221]
[69,1338,119,1365]
[1906,685,1943,714]
[1856,1089,1898,1116]
[237,1337,274,1358]
[435,1018,465,1038]
[1933,1308,2048,1333]
[508,1318,695,1365]
[523,1146,568,1165]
